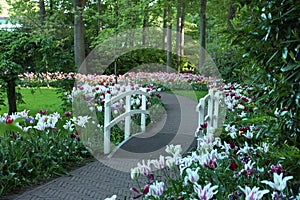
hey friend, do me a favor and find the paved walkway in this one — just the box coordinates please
[3,93,198,200]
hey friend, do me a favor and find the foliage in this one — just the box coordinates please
[0,30,73,74]
[5,0,232,79]
[8,0,74,36]
[228,0,300,145]
[104,48,197,75]
[0,31,35,81]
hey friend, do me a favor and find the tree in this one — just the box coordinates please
[180,1,186,56]
[39,0,46,25]
[176,0,182,72]
[0,32,33,114]
[176,0,187,73]
[0,31,36,114]
[0,30,73,114]
[142,6,148,46]
[7,0,74,50]
[7,0,232,76]
[97,0,102,34]
[199,0,207,71]
[74,0,86,70]
[162,8,168,51]
[166,6,172,71]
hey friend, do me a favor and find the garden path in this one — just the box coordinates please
[6,93,198,200]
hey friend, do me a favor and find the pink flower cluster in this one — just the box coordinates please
[19,72,76,82]
[19,71,218,90]
[121,72,220,89]
[70,81,161,116]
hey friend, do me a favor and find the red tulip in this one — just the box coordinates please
[6,118,13,124]
[229,161,238,171]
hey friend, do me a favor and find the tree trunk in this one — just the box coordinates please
[175,0,186,73]
[142,8,148,46]
[97,0,102,35]
[162,8,167,51]
[127,0,134,46]
[114,1,119,77]
[176,0,182,73]
[7,80,17,115]
[39,0,46,25]
[49,0,53,16]
[166,7,172,72]
[74,0,86,70]
[199,0,207,72]
[180,2,186,56]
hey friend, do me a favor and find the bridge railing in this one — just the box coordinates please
[103,87,150,154]
[195,89,223,147]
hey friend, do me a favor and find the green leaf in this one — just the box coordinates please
[266,50,278,64]
[289,51,296,61]
[0,122,27,136]
[281,64,299,72]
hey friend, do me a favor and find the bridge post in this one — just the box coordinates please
[213,91,220,129]
[196,89,223,148]
[207,89,214,128]
[125,86,131,140]
[141,88,147,132]
[197,98,205,134]
[104,93,111,154]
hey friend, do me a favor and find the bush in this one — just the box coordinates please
[104,48,197,75]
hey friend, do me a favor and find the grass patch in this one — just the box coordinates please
[167,90,207,101]
[0,87,63,115]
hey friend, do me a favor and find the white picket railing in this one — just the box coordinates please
[195,89,223,146]
[103,87,150,154]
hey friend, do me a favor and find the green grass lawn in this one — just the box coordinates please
[0,87,63,115]
[167,90,207,101]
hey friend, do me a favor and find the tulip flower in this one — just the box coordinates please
[193,183,218,200]
[261,173,293,191]
[238,185,269,200]
[148,181,164,197]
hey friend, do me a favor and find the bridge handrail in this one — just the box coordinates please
[103,87,150,154]
[195,89,223,147]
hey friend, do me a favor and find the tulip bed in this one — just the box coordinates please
[0,110,91,196]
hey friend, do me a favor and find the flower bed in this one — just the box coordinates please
[18,71,214,91]
[0,110,90,195]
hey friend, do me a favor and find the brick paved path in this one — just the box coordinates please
[3,93,198,200]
